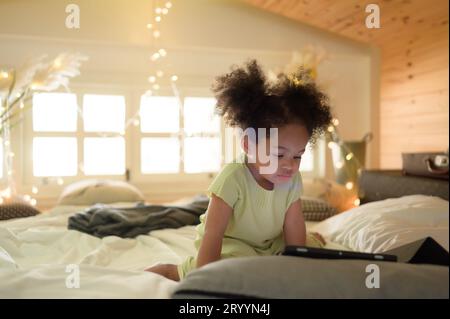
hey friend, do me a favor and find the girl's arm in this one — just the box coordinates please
[283,199,307,246]
[196,193,233,268]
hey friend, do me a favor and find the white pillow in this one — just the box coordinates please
[57,179,145,206]
[311,195,449,253]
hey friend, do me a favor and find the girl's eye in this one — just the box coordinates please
[294,156,302,160]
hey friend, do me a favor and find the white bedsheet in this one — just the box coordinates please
[0,203,342,298]
[0,203,197,298]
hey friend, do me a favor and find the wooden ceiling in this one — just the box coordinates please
[243,0,449,168]
[242,0,448,53]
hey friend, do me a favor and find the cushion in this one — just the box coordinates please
[172,255,449,299]
[311,195,449,253]
[301,196,337,221]
[0,202,41,221]
[57,179,145,206]
[302,178,357,213]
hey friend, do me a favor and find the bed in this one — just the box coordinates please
[0,174,448,299]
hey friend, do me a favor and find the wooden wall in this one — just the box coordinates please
[243,0,449,168]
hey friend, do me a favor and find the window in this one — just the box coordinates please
[183,97,221,173]
[31,92,127,179]
[82,94,126,176]
[25,88,322,192]
[33,137,77,177]
[32,93,78,177]
[138,95,221,175]
[300,143,314,172]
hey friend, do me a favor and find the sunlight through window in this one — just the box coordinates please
[32,93,77,132]
[84,137,125,175]
[141,138,180,173]
[300,144,314,172]
[83,94,125,132]
[184,137,221,173]
[33,137,77,176]
[184,97,220,134]
[140,96,179,133]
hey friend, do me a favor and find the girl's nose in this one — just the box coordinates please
[281,159,295,172]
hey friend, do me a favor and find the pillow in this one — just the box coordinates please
[301,196,337,221]
[57,179,145,206]
[172,256,449,299]
[0,202,41,221]
[302,178,357,213]
[311,195,449,253]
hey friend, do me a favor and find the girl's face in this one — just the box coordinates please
[244,123,310,187]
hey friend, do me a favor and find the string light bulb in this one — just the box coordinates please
[345,182,354,190]
[346,153,354,161]
[31,186,39,194]
[171,75,178,82]
[332,118,340,126]
[155,7,162,14]
[148,76,156,83]
[327,125,334,132]
[0,71,8,78]
[162,8,169,15]
[354,198,361,206]
[158,49,167,56]
[335,161,344,169]
[153,30,161,38]
[146,23,153,29]
[151,52,161,61]
[165,2,172,9]
[155,16,162,22]
[156,70,164,77]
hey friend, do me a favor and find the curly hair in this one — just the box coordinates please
[212,59,333,144]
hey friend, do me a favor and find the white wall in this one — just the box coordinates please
[0,0,379,205]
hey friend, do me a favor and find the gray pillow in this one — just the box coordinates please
[172,256,449,299]
[302,197,337,221]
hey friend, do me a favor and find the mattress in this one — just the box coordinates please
[3,194,445,298]
[0,203,347,298]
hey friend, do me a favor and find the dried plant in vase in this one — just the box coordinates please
[0,52,88,205]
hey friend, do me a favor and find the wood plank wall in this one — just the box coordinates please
[243,0,449,168]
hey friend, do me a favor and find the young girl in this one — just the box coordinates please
[146,60,333,281]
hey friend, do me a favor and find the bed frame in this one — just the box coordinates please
[358,170,449,204]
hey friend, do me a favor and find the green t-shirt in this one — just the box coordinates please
[195,155,303,251]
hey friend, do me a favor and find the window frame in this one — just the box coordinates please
[21,83,324,200]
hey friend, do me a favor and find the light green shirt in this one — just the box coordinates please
[195,155,302,251]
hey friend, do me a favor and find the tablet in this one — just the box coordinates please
[282,246,398,262]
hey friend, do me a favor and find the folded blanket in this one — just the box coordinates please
[68,196,208,238]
